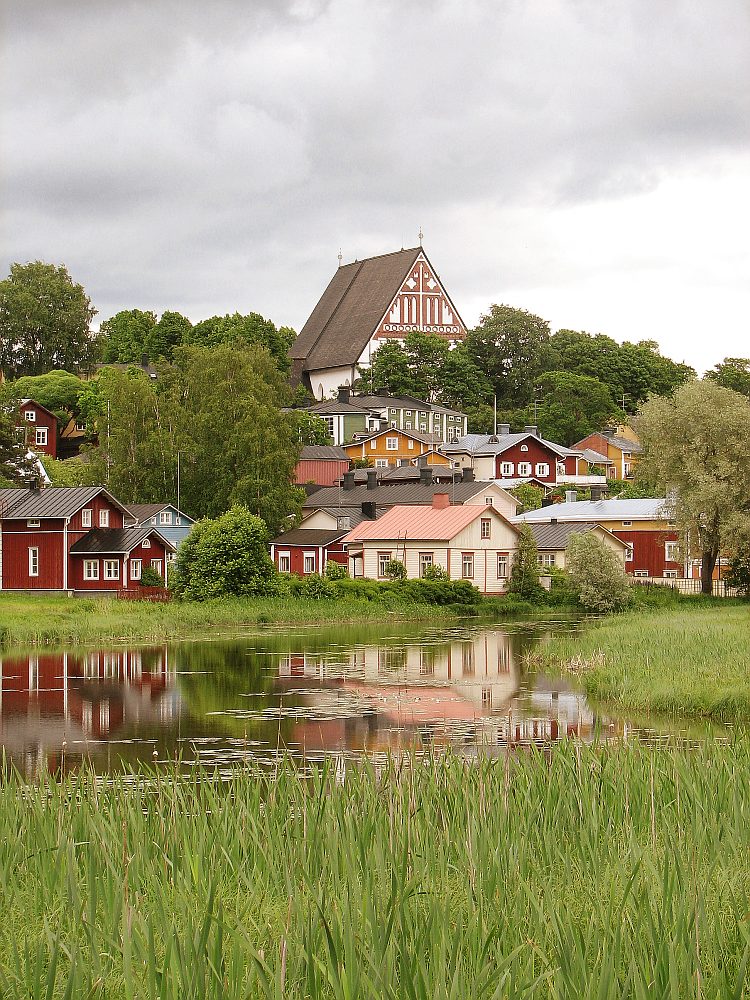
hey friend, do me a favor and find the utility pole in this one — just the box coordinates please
[176,452,181,512]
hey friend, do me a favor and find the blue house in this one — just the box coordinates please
[126,503,195,552]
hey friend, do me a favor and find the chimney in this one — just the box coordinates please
[523,425,538,437]
[550,517,558,525]
[432,492,450,509]
[497,422,510,435]
[366,469,378,490]
[603,425,616,436]
[361,501,376,519]
[590,486,604,502]
[418,455,427,467]
[565,490,578,503]
[337,385,350,405]
[342,471,355,491]
[461,467,475,482]
[419,466,433,484]
[141,352,149,369]
[541,497,555,507]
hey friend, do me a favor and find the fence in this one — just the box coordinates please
[631,577,740,598]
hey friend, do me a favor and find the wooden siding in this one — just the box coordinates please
[493,439,559,483]
[295,458,350,487]
[613,528,681,577]
[1,529,65,589]
[273,542,347,576]
[18,402,57,459]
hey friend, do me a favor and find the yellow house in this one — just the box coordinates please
[572,425,642,480]
[343,427,450,469]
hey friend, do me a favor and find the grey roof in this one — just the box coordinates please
[303,480,499,509]
[290,248,424,371]
[605,434,643,454]
[305,398,375,416]
[303,507,372,528]
[270,527,349,546]
[516,498,668,523]
[298,445,350,461]
[442,432,577,459]
[528,521,626,550]
[70,526,175,555]
[0,486,133,521]
[579,448,612,465]
[126,503,196,524]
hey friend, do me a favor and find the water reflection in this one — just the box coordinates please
[0,623,725,778]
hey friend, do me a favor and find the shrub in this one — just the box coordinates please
[421,564,450,581]
[566,532,631,613]
[726,550,750,597]
[139,565,164,588]
[294,573,336,599]
[394,578,482,606]
[383,559,407,580]
[508,524,545,600]
[324,560,349,580]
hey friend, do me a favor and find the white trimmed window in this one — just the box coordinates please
[484,496,494,506]
[278,552,291,573]
[24,410,35,422]
[378,552,393,578]
[518,462,531,476]
[500,462,514,476]
[375,458,389,467]
[130,558,142,581]
[35,427,48,446]
[665,541,678,562]
[81,508,92,527]
[462,553,474,579]
[480,518,491,539]
[535,463,549,477]
[419,552,434,577]
[99,509,109,527]
[537,553,556,567]
[142,538,151,548]
[663,569,678,579]
[370,438,377,450]
[520,444,528,452]
[405,422,412,429]
[497,553,508,578]
[622,520,632,527]
[150,559,162,575]
[386,436,399,451]
[159,511,172,525]
[633,570,648,578]
[27,520,40,528]
[625,545,634,562]
[84,559,99,580]
[303,553,315,574]
[28,547,39,577]
[104,559,119,580]
[407,439,414,450]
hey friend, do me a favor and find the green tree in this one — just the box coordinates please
[537,371,623,445]
[0,262,97,378]
[384,558,407,580]
[466,305,550,408]
[725,546,750,597]
[99,309,156,364]
[508,523,543,599]
[566,532,630,613]
[185,313,295,372]
[635,380,750,594]
[172,506,278,600]
[1,370,88,424]
[290,411,332,445]
[146,311,192,361]
[356,340,416,397]
[706,358,750,397]
[0,404,36,484]
[510,483,544,513]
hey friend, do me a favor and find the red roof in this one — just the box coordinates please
[343,504,516,542]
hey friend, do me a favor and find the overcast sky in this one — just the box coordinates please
[2,0,749,373]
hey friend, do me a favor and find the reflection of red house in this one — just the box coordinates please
[18,399,58,458]
[0,485,174,592]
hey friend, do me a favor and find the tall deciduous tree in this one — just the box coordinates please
[706,358,750,397]
[0,405,36,485]
[635,380,750,594]
[465,305,550,408]
[0,370,88,423]
[145,311,192,362]
[537,371,622,446]
[0,262,97,377]
[99,309,157,364]
[185,312,295,372]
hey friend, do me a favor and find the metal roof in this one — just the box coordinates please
[343,503,507,543]
[303,480,502,509]
[270,527,349,546]
[516,498,669,523]
[69,526,175,555]
[442,432,578,459]
[0,486,134,521]
[298,445,350,461]
[528,521,627,550]
[126,503,196,524]
[303,507,373,528]
[579,448,612,465]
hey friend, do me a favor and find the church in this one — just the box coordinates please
[290,246,467,400]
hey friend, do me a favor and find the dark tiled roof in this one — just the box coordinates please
[270,527,348,546]
[0,486,132,521]
[290,248,423,370]
[299,445,350,461]
[303,480,494,509]
[70,526,175,555]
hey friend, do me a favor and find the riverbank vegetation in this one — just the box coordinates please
[527,603,750,721]
[3,743,750,997]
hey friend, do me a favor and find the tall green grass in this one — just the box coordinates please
[527,605,750,720]
[3,743,750,997]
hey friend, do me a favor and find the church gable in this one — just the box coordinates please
[373,253,466,342]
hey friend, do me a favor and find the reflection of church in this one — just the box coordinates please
[290,247,467,400]
[0,648,178,777]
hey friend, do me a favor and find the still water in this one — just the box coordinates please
[0,622,728,778]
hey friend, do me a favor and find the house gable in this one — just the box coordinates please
[371,252,467,342]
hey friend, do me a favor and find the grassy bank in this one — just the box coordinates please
[4,744,750,997]
[0,592,455,649]
[527,603,750,720]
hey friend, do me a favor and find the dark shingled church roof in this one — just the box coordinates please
[290,248,423,371]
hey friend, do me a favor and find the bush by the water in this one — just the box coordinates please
[567,532,630,613]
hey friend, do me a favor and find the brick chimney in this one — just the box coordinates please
[432,492,450,509]
[337,385,350,405]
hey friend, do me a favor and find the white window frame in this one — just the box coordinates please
[27,519,40,528]
[278,552,291,573]
[484,496,494,506]
[665,541,678,562]
[375,458,389,468]
[622,520,632,527]
[625,545,634,562]
[480,518,491,539]
[99,509,109,527]
[142,538,151,548]
[150,559,162,577]
[81,508,92,527]
[419,552,434,577]
[130,558,142,581]
[462,552,474,579]
[386,436,399,451]
[159,511,173,525]
[28,546,39,577]
[633,570,648,578]
[663,569,678,579]
[35,427,48,446]
[377,551,393,578]
[24,410,36,422]
[535,463,549,477]
[517,462,531,476]
[537,553,556,567]
[497,553,509,578]
[104,559,120,580]
[83,559,99,580]
[520,444,528,452]
[303,553,316,574]
[500,462,514,476]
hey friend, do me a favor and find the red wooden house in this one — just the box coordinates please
[18,399,58,459]
[0,486,175,594]
[294,445,350,487]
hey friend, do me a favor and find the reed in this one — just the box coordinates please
[2,742,750,998]
[527,605,750,720]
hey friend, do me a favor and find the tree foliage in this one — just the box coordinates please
[0,262,97,378]
[566,532,630,613]
[172,506,278,600]
[466,305,551,409]
[536,371,623,446]
[635,380,750,594]
[99,309,156,364]
[508,524,543,599]
[0,370,88,424]
[706,358,750,398]
[0,404,36,485]
[184,313,296,372]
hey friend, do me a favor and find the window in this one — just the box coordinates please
[462,552,474,579]
[386,436,398,450]
[520,444,529,452]
[480,518,491,539]
[278,552,291,573]
[370,438,377,450]
[159,511,172,525]
[625,545,634,562]
[497,553,508,578]
[150,559,162,577]
[500,462,514,476]
[130,558,142,581]
[518,462,531,476]
[535,463,549,477]
[378,552,393,578]
[405,422,412,429]
[485,496,494,506]
[28,547,39,577]
[303,553,316,574]
[27,519,40,528]
[99,509,109,527]
[633,570,649,578]
[663,569,679,579]
[375,458,389,468]
[390,408,397,414]
[622,520,632,527]
[104,559,120,580]
[324,416,335,438]
[75,422,86,432]
[537,553,556,567]
[665,541,678,562]
[142,538,151,548]
[406,410,412,416]
[81,508,92,527]
[407,439,414,450]
[35,427,48,446]
[83,560,99,580]
[24,410,36,422]
[419,552,434,577]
